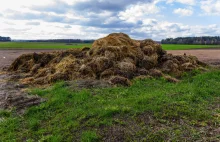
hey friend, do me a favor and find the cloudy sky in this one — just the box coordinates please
[0,0,219,40]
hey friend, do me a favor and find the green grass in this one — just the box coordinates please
[162,44,220,50]
[0,42,92,49]
[0,70,219,141]
[1,42,220,50]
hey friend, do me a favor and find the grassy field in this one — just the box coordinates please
[1,42,220,50]
[0,42,92,49]
[162,44,220,50]
[0,70,219,141]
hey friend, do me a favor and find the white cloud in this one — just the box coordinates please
[118,2,160,23]
[173,8,193,16]
[200,0,220,15]
[130,19,220,40]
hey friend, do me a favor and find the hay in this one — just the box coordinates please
[134,75,153,80]
[20,77,34,85]
[79,64,96,79]
[140,39,165,56]
[141,54,158,70]
[163,75,180,83]
[118,61,136,74]
[161,60,179,73]
[55,55,77,72]
[30,64,41,74]
[149,69,163,78]
[122,57,136,65]
[100,68,115,80]
[160,53,199,74]
[117,61,136,79]
[88,56,113,74]
[92,33,137,49]
[9,54,35,72]
[142,45,155,56]
[181,63,196,71]
[8,33,207,86]
[137,68,149,76]
[109,76,132,86]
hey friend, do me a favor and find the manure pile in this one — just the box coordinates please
[8,33,206,86]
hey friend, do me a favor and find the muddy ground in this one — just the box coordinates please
[0,72,44,114]
[1,49,220,70]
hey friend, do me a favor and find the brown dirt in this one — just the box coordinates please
[0,72,45,114]
[168,49,220,65]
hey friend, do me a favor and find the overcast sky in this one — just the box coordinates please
[0,0,219,40]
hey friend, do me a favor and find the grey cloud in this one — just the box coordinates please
[3,22,16,25]
[31,0,71,14]
[72,0,152,12]
[194,27,218,35]
[5,0,154,31]
[82,17,138,28]
[26,21,40,25]
[6,11,77,23]
[168,24,189,32]
[64,25,72,28]
[3,28,32,32]
[30,0,153,14]
[5,10,141,29]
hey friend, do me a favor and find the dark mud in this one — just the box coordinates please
[0,72,45,114]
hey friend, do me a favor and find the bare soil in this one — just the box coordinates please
[168,49,220,65]
[1,49,220,70]
[0,72,45,114]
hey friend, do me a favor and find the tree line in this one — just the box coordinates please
[0,36,11,42]
[14,39,95,43]
[161,36,220,45]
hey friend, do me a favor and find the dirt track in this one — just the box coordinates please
[0,49,220,69]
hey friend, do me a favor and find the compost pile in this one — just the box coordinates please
[8,33,205,86]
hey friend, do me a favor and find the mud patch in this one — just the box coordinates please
[99,113,220,141]
[0,72,45,114]
[67,79,112,90]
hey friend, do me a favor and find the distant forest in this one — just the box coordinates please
[14,39,95,43]
[162,36,220,45]
[0,36,11,42]
[0,36,94,43]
